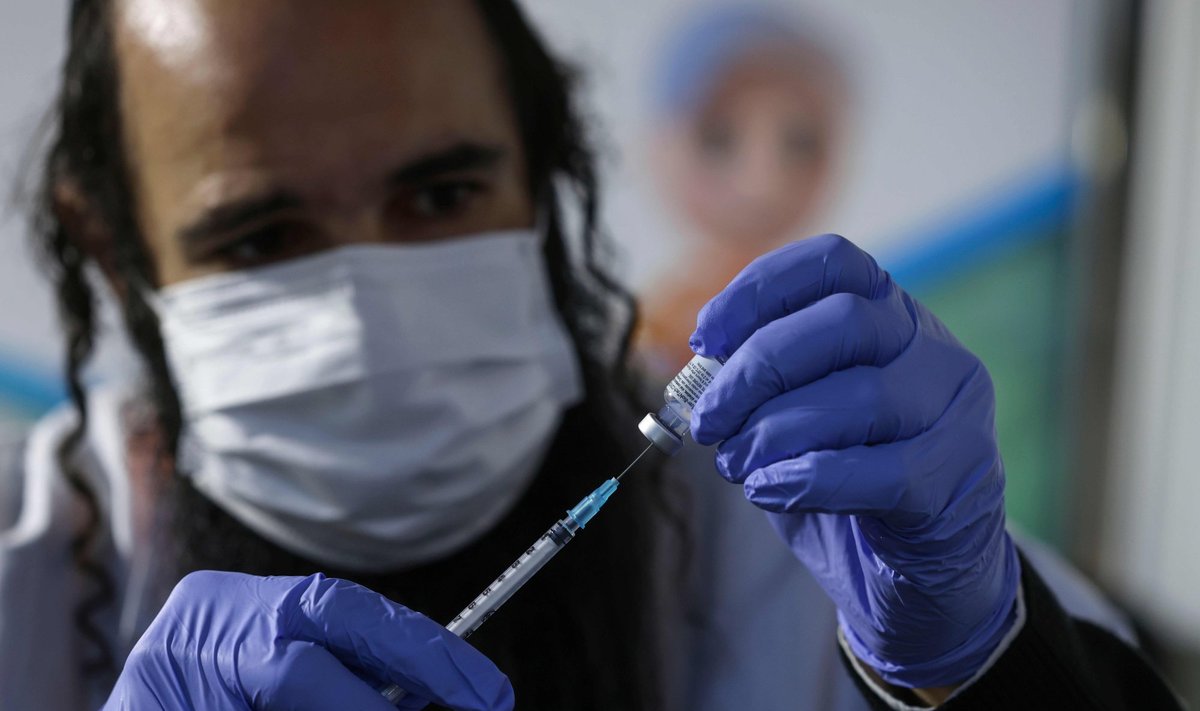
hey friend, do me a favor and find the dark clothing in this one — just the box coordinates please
[844,553,1184,710]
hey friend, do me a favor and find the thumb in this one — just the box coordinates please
[278,575,514,711]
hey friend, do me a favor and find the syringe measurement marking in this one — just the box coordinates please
[448,534,554,638]
[381,481,620,704]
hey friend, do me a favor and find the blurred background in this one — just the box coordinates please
[1,0,1197,703]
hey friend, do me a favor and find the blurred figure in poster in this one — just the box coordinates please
[637,4,850,376]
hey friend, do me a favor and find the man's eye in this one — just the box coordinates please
[404,182,483,220]
[214,222,318,268]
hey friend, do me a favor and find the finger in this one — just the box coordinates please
[692,290,914,445]
[740,370,998,523]
[280,575,514,711]
[690,234,893,360]
[714,340,975,481]
[253,641,401,711]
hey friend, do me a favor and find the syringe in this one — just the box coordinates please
[380,354,722,704]
[379,447,652,705]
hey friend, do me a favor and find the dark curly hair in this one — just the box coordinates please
[31,1,682,708]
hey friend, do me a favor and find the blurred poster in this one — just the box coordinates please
[631,6,850,375]
[522,0,1082,542]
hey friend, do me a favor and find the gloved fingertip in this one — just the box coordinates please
[691,384,732,440]
[742,468,796,514]
[689,411,719,447]
[691,335,735,363]
[712,447,739,483]
[689,306,733,359]
[491,682,516,711]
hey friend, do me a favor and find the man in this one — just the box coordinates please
[0,1,1182,709]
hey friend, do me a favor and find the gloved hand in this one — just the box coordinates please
[689,234,1020,689]
[103,571,513,711]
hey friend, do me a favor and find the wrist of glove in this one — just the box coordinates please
[103,571,513,711]
[827,519,1020,687]
[689,234,1020,688]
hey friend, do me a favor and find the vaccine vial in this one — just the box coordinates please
[639,354,724,455]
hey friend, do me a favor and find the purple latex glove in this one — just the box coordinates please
[690,234,1020,688]
[102,571,513,711]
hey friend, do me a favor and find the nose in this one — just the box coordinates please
[327,211,387,247]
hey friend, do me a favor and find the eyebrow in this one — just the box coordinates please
[177,141,508,257]
[387,142,506,185]
[178,191,304,259]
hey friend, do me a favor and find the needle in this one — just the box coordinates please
[615,443,655,481]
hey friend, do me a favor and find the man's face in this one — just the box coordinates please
[114,0,532,287]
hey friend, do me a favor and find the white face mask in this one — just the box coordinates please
[153,230,583,571]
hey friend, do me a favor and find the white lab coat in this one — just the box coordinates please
[0,385,1132,710]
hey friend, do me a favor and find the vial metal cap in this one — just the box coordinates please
[639,413,683,455]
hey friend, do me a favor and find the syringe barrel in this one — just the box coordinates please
[639,354,724,455]
[379,519,577,705]
[446,519,574,637]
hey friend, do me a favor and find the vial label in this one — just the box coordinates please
[666,355,722,408]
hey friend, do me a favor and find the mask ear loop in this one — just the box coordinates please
[71,264,170,399]
[122,273,207,476]
[122,271,164,320]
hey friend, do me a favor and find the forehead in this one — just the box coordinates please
[113,0,512,202]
